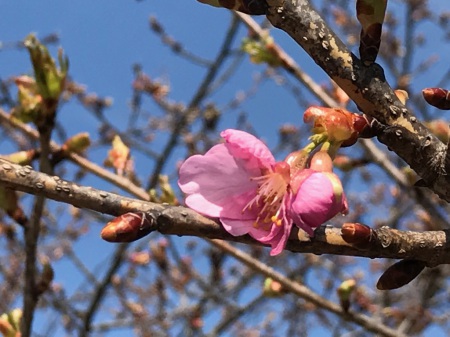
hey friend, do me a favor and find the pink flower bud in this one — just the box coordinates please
[309,151,333,172]
[304,106,368,145]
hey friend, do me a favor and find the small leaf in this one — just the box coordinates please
[377,259,426,290]
[62,132,91,154]
[241,34,282,67]
[24,34,68,101]
[2,150,36,166]
[394,89,409,105]
[12,76,42,123]
[0,308,22,337]
[104,135,133,176]
[148,175,179,205]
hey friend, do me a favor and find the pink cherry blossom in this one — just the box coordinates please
[178,129,347,255]
[290,169,348,235]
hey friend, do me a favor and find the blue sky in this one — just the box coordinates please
[1,1,450,336]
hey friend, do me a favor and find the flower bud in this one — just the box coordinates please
[333,155,353,171]
[424,119,449,143]
[304,106,368,145]
[62,132,91,154]
[284,149,308,175]
[290,171,348,235]
[422,87,450,110]
[341,222,371,245]
[101,212,155,242]
[104,135,133,176]
[263,277,284,297]
[337,279,356,312]
[309,151,333,172]
[2,150,36,165]
[0,308,22,337]
[129,251,151,266]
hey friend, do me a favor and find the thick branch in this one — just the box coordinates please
[1,158,449,266]
[235,13,449,229]
[265,0,450,201]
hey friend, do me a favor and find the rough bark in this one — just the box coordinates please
[265,0,450,201]
[1,158,449,267]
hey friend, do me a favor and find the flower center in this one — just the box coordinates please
[242,162,291,229]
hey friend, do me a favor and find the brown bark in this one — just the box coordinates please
[265,0,450,201]
[1,158,449,267]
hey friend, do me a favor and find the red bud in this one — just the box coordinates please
[101,212,155,242]
[422,88,450,110]
[341,222,372,245]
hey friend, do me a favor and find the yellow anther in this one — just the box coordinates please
[271,215,282,226]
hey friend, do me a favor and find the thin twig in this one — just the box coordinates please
[21,103,56,336]
[235,13,448,228]
[207,239,407,337]
[147,15,241,190]
[78,243,129,337]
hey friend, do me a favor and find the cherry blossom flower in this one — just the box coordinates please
[178,129,347,256]
[290,168,348,235]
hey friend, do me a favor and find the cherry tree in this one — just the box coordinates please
[0,1,450,336]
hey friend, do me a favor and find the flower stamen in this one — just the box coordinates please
[242,162,290,229]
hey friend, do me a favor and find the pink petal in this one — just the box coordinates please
[222,196,294,256]
[249,195,293,255]
[290,172,345,231]
[221,218,264,236]
[220,129,275,169]
[252,219,292,256]
[219,189,260,220]
[268,219,293,256]
[178,144,257,217]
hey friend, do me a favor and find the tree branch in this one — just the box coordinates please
[235,12,449,229]
[1,158,449,267]
[265,0,450,201]
[208,239,407,337]
[79,243,129,337]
